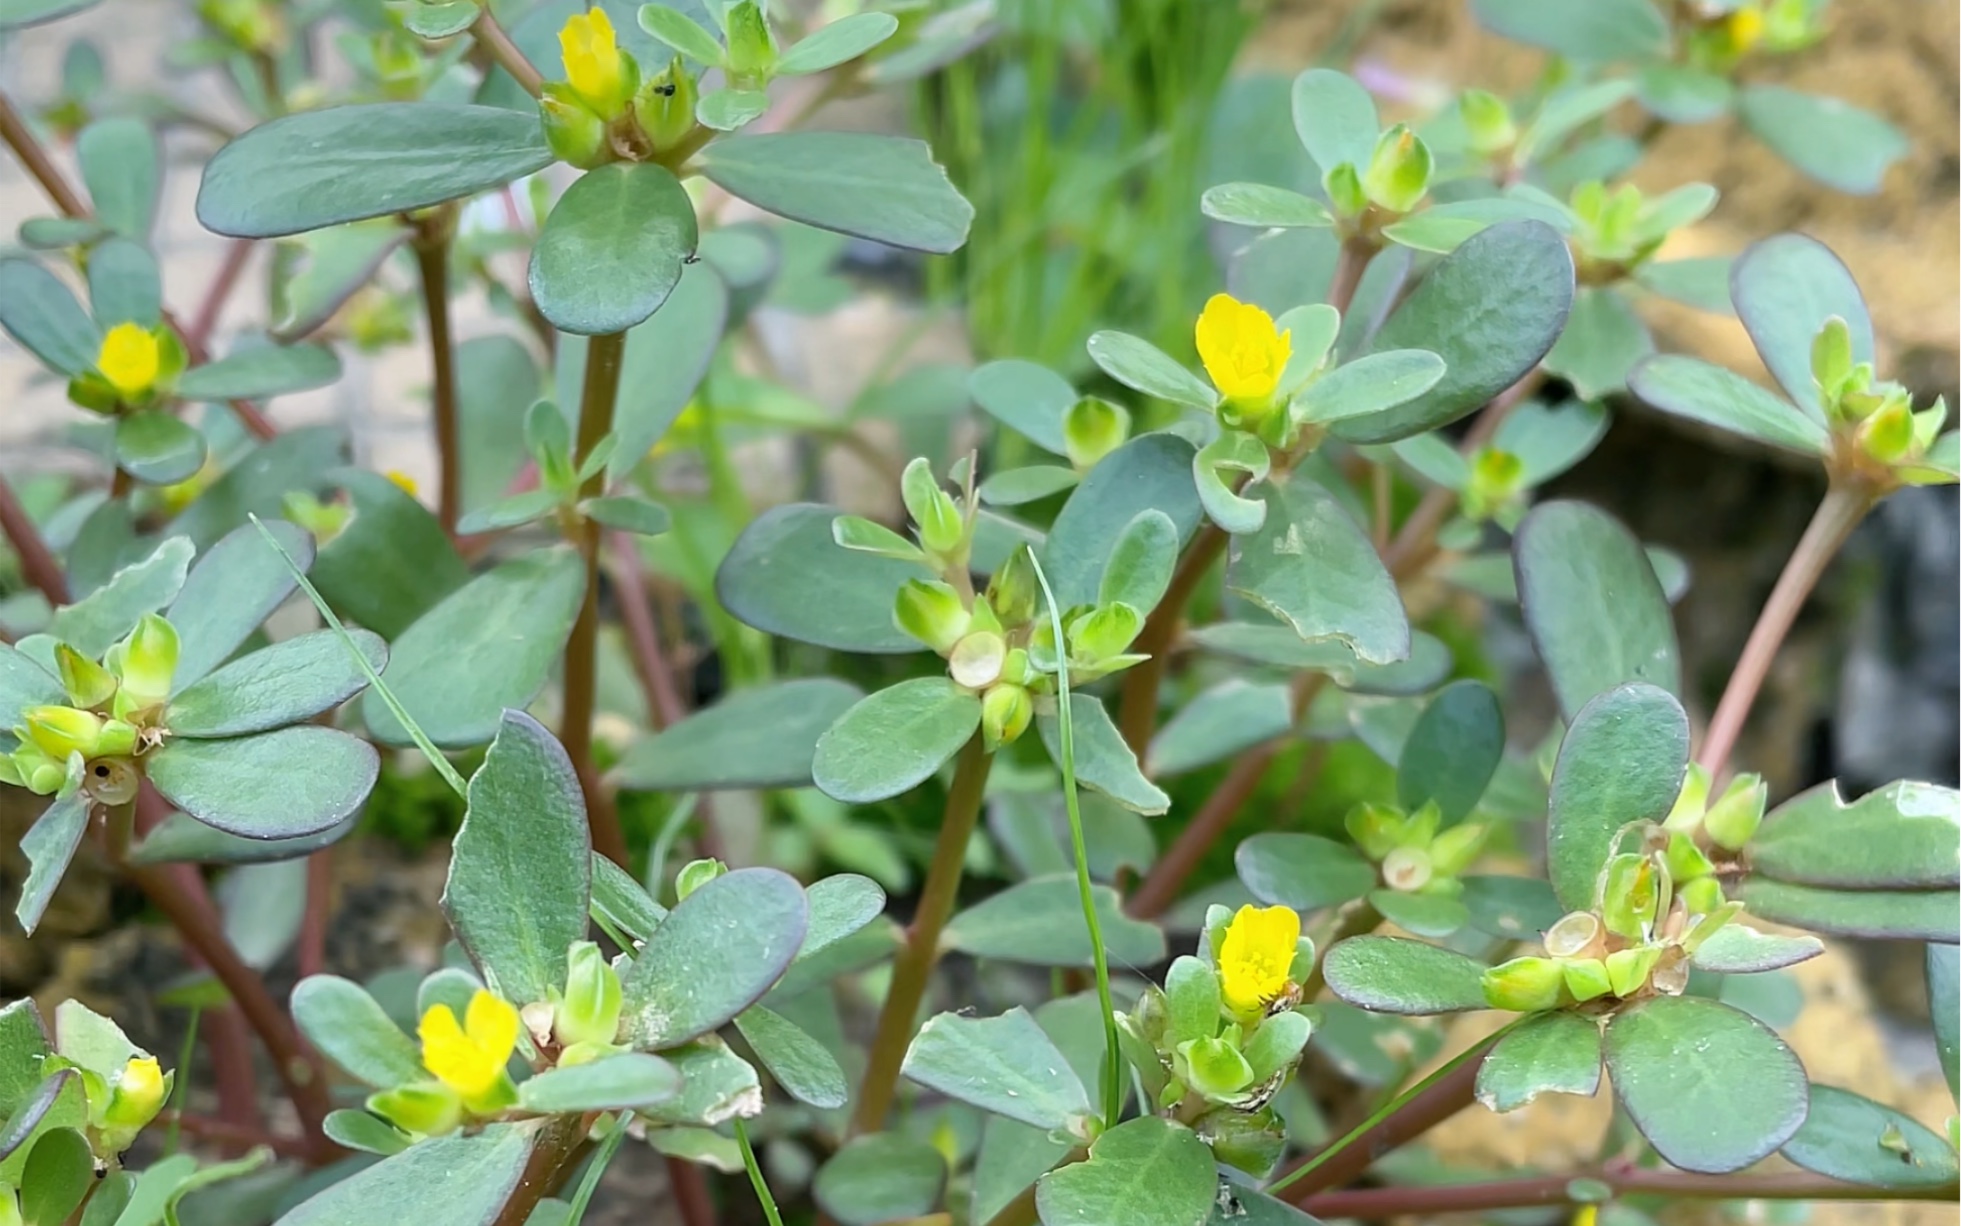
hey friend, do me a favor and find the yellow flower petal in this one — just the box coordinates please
[1218,903,1300,1016]
[464,989,520,1066]
[1195,293,1291,407]
[419,993,517,1103]
[97,322,160,398]
[559,8,624,115]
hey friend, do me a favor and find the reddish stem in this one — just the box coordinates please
[163,1111,315,1159]
[1294,1167,1958,1217]
[411,223,463,536]
[186,238,255,353]
[0,90,88,217]
[298,849,333,980]
[0,471,71,605]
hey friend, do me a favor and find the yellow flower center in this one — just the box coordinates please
[418,989,519,1104]
[1217,903,1300,1016]
[1195,293,1291,407]
[559,8,625,115]
[97,323,160,398]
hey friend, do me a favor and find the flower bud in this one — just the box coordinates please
[893,578,970,654]
[1677,875,1726,916]
[9,743,67,795]
[1428,822,1489,878]
[23,705,104,761]
[723,0,777,85]
[980,683,1032,752]
[986,545,1039,629]
[368,1082,463,1137]
[100,1056,168,1151]
[556,940,624,1048]
[1605,946,1661,998]
[1068,602,1142,664]
[1322,161,1367,218]
[95,719,139,759]
[1063,396,1129,471]
[1703,773,1767,851]
[558,7,636,117]
[1344,803,1405,861]
[1811,316,1853,403]
[1361,124,1432,215]
[949,631,1006,690]
[1176,1035,1254,1101]
[55,643,117,709]
[540,86,613,169]
[1482,956,1565,1012]
[1380,845,1432,893]
[1462,447,1523,522]
[675,857,727,901]
[633,57,698,155]
[1664,762,1711,831]
[0,1187,19,1226]
[1600,853,1660,941]
[1857,396,1915,465]
[1561,957,1613,1003]
[1196,1104,1286,1178]
[1664,831,1715,883]
[116,613,178,709]
[900,458,965,556]
[1460,88,1516,155]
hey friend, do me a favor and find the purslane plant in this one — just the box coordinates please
[0,0,1954,1223]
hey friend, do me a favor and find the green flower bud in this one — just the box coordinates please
[1462,447,1523,522]
[1177,1035,1254,1101]
[900,457,965,556]
[1067,602,1142,664]
[949,631,1006,690]
[1380,845,1432,893]
[999,646,1032,687]
[986,544,1038,629]
[1664,830,1715,883]
[1322,161,1367,218]
[115,613,178,709]
[1704,773,1767,851]
[1361,124,1432,215]
[557,940,624,1048]
[1459,88,1516,155]
[1428,822,1489,878]
[55,644,117,709]
[1063,396,1129,471]
[0,1187,19,1226]
[540,86,613,169]
[1599,853,1660,941]
[1677,874,1726,916]
[100,1056,169,1151]
[893,578,970,654]
[1561,957,1613,1003]
[368,1081,463,1137]
[1344,802,1405,861]
[633,57,698,155]
[96,719,139,759]
[979,682,1032,752]
[1858,396,1916,464]
[723,0,777,85]
[1481,956,1565,1012]
[1605,945,1661,998]
[675,858,727,901]
[1664,762,1712,831]
[1811,316,1853,403]
[23,705,104,761]
[1196,1104,1287,1178]
[10,743,66,795]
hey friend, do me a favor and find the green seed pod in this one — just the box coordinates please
[1177,1035,1255,1101]
[557,940,624,1048]
[539,86,613,169]
[892,578,971,654]
[116,614,178,710]
[1560,957,1613,1003]
[23,705,105,762]
[979,682,1032,751]
[633,56,698,155]
[949,631,1007,690]
[1361,124,1432,215]
[1063,396,1129,471]
[1481,956,1565,1012]
[1605,945,1661,998]
[1459,88,1517,155]
[1196,1104,1287,1178]
[723,0,778,86]
[1703,773,1768,852]
[1810,316,1853,402]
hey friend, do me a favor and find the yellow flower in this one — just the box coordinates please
[419,990,519,1106]
[385,470,419,497]
[559,8,626,115]
[105,1056,166,1127]
[97,323,160,399]
[1195,293,1291,407]
[1726,5,1764,53]
[1218,904,1300,1016]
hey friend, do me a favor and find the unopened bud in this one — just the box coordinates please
[1344,803,1405,861]
[980,683,1033,752]
[1067,602,1142,663]
[0,1187,19,1226]
[55,644,116,709]
[23,705,104,762]
[675,858,727,901]
[116,614,178,709]
[1665,762,1712,831]
[633,57,698,154]
[1322,161,1367,218]
[557,940,624,1048]
[1600,853,1660,941]
[900,458,964,555]
[95,719,139,758]
[986,545,1038,628]
[1482,956,1565,1012]
[1177,1035,1254,1100]
[1605,946,1661,998]
[100,1056,168,1150]
[723,0,777,85]
[1703,773,1767,851]
[893,578,970,654]
[1460,89,1516,155]
[1063,396,1129,471]
[368,1082,463,1137]
[1664,831,1715,883]
[1677,875,1725,916]
[1361,124,1432,215]
[1561,957,1613,1003]
[540,87,612,169]
[1857,396,1915,465]
[1811,317,1853,402]
[1428,823,1488,878]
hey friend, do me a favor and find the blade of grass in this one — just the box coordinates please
[1028,552,1124,1129]
[247,513,468,798]
[563,1111,632,1224]
[161,1005,201,1157]
[734,1119,785,1226]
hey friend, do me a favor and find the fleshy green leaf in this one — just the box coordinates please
[1749,780,1959,890]
[1470,0,1667,61]
[1734,879,1959,943]
[1368,889,1468,939]
[1227,478,1408,665]
[1236,833,1375,912]
[1200,182,1332,229]
[197,104,554,238]
[444,711,591,1008]
[1334,221,1573,444]
[776,11,898,74]
[1149,680,1292,778]
[1037,694,1168,816]
[615,678,863,792]
[87,237,162,327]
[0,258,98,376]
[1475,1010,1603,1112]
[969,360,1074,456]
[1634,256,1734,313]
[1782,1084,1958,1187]
[1690,924,1825,974]
[0,0,99,29]
[619,867,808,1048]
[1541,286,1651,401]
[361,547,586,748]
[1627,354,1829,455]
[944,874,1166,969]
[638,1041,763,1127]
[1187,624,1452,694]
[1321,934,1491,1015]
[814,1134,947,1226]
[322,1110,409,1157]
[290,975,424,1088]
[174,341,342,402]
[1294,349,1447,425]
[980,465,1080,506]
[903,1007,1093,1133]
[1043,434,1201,608]
[1604,995,1807,1174]
[1546,682,1688,911]
[1637,64,1735,124]
[717,503,923,653]
[799,873,886,960]
[275,1125,536,1226]
[518,1053,682,1112]
[1730,232,1875,416]
[20,1127,92,1226]
[530,163,698,335]
[1085,331,1218,409]
[1289,68,1379,176]
[49,535,192,658]
[1396,679,1504,824]
[1929,944,1959,1103]
[733,1006,847,1109]
[1515,500,1681,719]
[77,118,158,239]
[700,132,973,254]
[114,411,205,486]
[147,726,379,839]
[1738,86,1908,197]
[312,469,469,640]
[16,790,88,937]
[165,628,384,738]
[812,678,980,805]
[1035,1116,1215,1226]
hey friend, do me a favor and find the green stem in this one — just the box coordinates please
[1297,1169,1959,1217]
[849,735,994,1136]
[562,331,632,868]
[734,1119,786,1226]
[1031,555,1123,1128]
